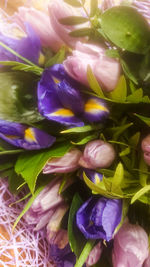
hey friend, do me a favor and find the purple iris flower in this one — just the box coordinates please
[0,119,55,150]
[0,23,41,64]
[37,64,109,127]
[76,197,122,241]
[49,244,76,267]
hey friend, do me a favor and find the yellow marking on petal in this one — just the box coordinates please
[95,174,101,185]
[84,99,108,113]
[38,52,45,65]
[24,128,37,143]
[52,76,60,84]
[52,108,74,117]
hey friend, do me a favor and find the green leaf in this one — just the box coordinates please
[64,0,82,7]
[105,49,120,58]
[61,124,102,134]
[87,65,105,98]
[131,185,150,204]
[112,162,124,188]
[83,172,123,198]
[121,59,138,85]
[45,46,66,67]
[75,240,95,267]
[71,133,97,145]
[134,113,150,126]
[15,142,72,193]
[13,184,46,230]
[126,89,143,103]
[119,146,130,157]
[101,6,150,54]
[69,28,91,37]
[112,123,133,140]
[139,156,148,187]
[90,0,98,17]
[0,149,23,155]
[0,61,43,75]
[109,76,127,102]
[129,132,140,147]
[59,16,88,25]
[8,170,25,194]
[0,72,43,123]
[68,193,86,257]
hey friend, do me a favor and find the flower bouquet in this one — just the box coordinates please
[0,0,150,266]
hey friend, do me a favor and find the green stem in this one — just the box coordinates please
[75,240,95,267]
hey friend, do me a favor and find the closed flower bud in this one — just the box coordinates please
[24,177,65,231]
[112,222,149,267]
[43,148,82,174]
[141,135,150,166]
[144,253,150,267]
[48,0,86,48]
[64,41,121,92]
[13,7,64,51]
[86,242,103,266]
[79,140,116,169]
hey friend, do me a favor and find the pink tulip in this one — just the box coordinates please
[144,253,150,267]
[13,7,64,51]
[48,0,86,48]
[141,135,150,166]
[63,41,121,92]
[86,242,103,266]
[79,140,116,169]
[24,177,65,231]
[43,148,82,174]
[112,222,149,267]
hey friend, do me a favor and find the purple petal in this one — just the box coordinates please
[56,80,84,115]
[37,68,84,127]
[0,23,41,64]
[0,119,55,150]
[83,97,109,122]
[102,199,122,241]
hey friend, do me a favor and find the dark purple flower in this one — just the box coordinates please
[76,197,122,241]
[37,64,109,127]
[0,119,55,150]
[0,23,41,64]
[49,243,76,267]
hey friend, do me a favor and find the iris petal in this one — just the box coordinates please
[0,120,55,150]
[83,97,109,122]
[0,23,41,64]
[38,68,84,126]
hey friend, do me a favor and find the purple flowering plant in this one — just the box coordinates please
[0,0,150,266]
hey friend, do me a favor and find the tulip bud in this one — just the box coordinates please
[144,253,150,267]
[79,140,116,169]
[24,177,65,231]
[48,0,86,48]
[13,7,64,51]
[112,222,149,267]
[86,242,103,266]
[43,148,82,174]
[63,41,121,92]
[141,135,150,166]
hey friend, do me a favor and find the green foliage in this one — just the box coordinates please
[0,72,43,124]
[68,193,86,257]
[59,16,88,25]
[109,76,127,102]
[0,61,43,75]
[69,28,92,37]
[90,0,98,17]
[75,240,95,267]
[101,6,150,54]
[15,143,72,193]
[61,124,102,134]
[45,46,66,67]
[87,65,105,97]
[64,0,82,7]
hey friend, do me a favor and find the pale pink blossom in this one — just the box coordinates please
[86,242,103,266]
[112,222,149,267]
[64,41,121,92]
[79,140,116,169]
[13,7,64,51]
[48,0,86,48]
[43,148,82,174]
[141,134,150,166]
